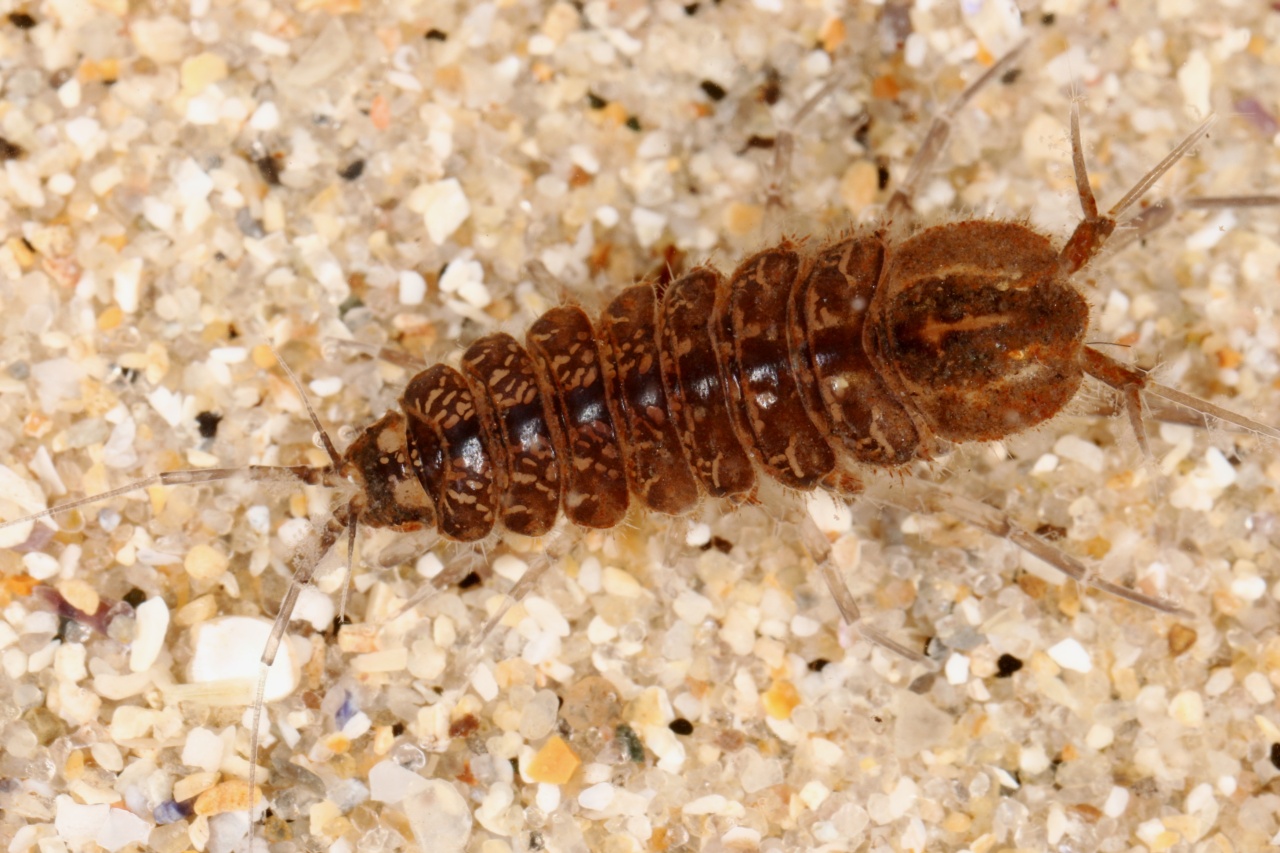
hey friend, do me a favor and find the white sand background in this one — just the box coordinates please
[1,0,1279,851]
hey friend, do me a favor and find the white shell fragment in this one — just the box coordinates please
[54,796,151,852]
[0,465,46,548]
[187,616,300,702]
[129,597,170,673]
[414,177,471,245]
[1047,638,1093,674]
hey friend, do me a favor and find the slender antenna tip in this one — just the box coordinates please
[268,342,343,468]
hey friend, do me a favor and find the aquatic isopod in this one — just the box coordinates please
[3,6,1279,852]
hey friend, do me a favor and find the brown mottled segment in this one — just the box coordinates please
[460,333,561,537]
[792,236,921,467]
[868,220,1088,442]
[527,306,629,528]
[720,246,835,490]
[341,411,437,531]
[658,268,755,500]
[401,364,498,542]
[599,284,700,515]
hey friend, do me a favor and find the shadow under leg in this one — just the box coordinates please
[886,476,1190,616]
[885,41,1029,221]
[793,502,935,666]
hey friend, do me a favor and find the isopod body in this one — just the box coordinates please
[355,219,1090,546]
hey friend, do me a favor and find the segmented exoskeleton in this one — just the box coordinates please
[356,219,1088,544]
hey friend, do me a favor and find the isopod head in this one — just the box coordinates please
[343,410,437,532]
[868,220,1091,443]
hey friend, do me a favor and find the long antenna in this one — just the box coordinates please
[270,342,343,468]
[1,346,353,542]
[0,464,340,534]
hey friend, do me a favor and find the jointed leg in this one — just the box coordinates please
[243,348,357,848]
[1085,346,1280,442]
[1058,110,1253,466]
[336,500,359,625]
[890,477,1191,615]
[323,337,429,372]
[433,528,580,693]
[1105,194,1280,255]
[767,40,1029,220]
[1058,108,1216,275]
[248,511,348,848]
[794,506,933,665]
[475,529,575,642]
[885,41,1029,221]
[765,74,847,212]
